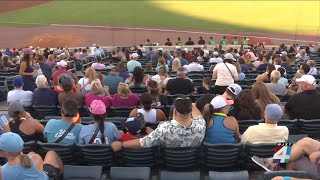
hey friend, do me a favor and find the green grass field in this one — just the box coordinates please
[0,1,318,34]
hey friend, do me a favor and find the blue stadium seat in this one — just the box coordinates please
[202,143,243,171]
[76,144,114,168]
[160,171,200,180]
[209,171,249,180]
[64,165,102,180]
[110,167,150,180]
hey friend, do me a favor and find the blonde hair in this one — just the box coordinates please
[172,58,181,72]
[252,81,280,112]
[85,67,97,84]
[307,60,316,67]
[91,81,104,95]
[118,83,131,98]
[48,54,55,62]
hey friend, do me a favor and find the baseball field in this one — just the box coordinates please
[0,1,318,48]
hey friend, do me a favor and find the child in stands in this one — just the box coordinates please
[197,77,212,94]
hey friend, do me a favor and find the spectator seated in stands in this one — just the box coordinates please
[120,114,151,141]
[155,58,169,73]
[112,97,205,151]
[202,96,241,144]
[7,57,19,72]
[151,66,170,89]
[7,76,33,107]
[252,137,320,179]
[297,63,311,76]
[106,59,116,70]
[129,93,166,124]
[285,75,320,120]
[46,54,56,69]
[44,99,83,144]
[85,81,112,108]
[307,60,318,75]
[91,56,106,70]
[212,53,239,95]
[209,51,223,64]
[36,53,52,82]
[125,66,150,87]
[171,58,181,72]
[238,58,249,72]
[0,132,64,180]
[117,62,130,80]
[165,67,194,95]
[197,77,211,94]
[52,60,75,86]
[78,67,100,95]
[3,101,44,142]
[144,63,153,72]
[241,104,288,144]
[147,80,167,106]
[266,70,287,96]
[252,81,281,113]
[127,53,142,72]
[295,49,309,63]
[112,83,140,107]
[280,56,293,72]
[184,57,204,72]
[33,75,58,106]
[54,73,78,94]
[235,62,246,81]
[256,64,276,82]
[102,67,124,95]
[234,89,262,121]
[79,100,120,144]
[58,75,84,106]
[151,49,161,64]
[277,67,289,87]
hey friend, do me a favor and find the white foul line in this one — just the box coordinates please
[50,23,320,43]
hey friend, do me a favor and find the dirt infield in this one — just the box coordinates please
[0,1,50,14]
[0,1,318,48]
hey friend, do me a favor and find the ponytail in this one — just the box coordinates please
[11,112,24,124]
[202,104,215,125]
[20,154,32,168]
[93,114,106,144]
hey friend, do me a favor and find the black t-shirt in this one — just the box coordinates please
[166,78,194,95]
[185,41,195,45]
[165,42,173,46]
[198,40,205,45]
[281,63,293,72]
[198,87,211,94]
[256,63,268,72]
[285,90,320,119]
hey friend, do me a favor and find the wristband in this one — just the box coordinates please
[283,176,290,180]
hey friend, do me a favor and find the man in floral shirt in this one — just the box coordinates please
[111,97,206,151]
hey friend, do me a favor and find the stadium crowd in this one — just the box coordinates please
[0,39,320,179]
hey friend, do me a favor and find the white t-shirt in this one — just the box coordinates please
[151,74,170,85]
[209,57,223,64]
[213,63,238,86]
[184,63,204,72]
[7,89,33,107]
[78,77,100,92]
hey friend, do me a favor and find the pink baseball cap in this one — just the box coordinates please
[89,100,106,115]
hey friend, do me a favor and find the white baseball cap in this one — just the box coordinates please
[131,53,139,59]
[213,51,219,56]
[224,53,236,61]
[296,75,316,85]
[183,48,188,53]
[49,48,54,51]
[57,60,68,68]
[227,83,242,96]
[210,96,234,109]
[176,46,181,50]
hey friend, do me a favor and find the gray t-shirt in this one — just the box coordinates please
[266,83,287,96]
[79,122,120,144]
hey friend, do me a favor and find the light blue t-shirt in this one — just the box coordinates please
[79,122,120,144]
[127,60,141,72]
[44,119,83,144]
[2,155,48,180]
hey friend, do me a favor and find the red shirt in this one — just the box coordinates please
[185,53,196,61]
[52,68,75,86]
[120,134,136,141]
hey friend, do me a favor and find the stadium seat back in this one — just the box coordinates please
[110,167,150,180]
[32,105,58,120]
[298,119,320,139]
[160,171,200,180]
[202,143,242,171]
[108,106,136,117]
[264,171,312,180]
[160,146,200,171]
[130,86,147,95]
[278,119,298,134]
[37,142,75,165]
[76,144,115,167]
[209,171,249,180]
[238,120,262,134]
[105,117,126,130]
[244,143,277,170]
[23,141,38,154]
[120,147,157,167]
[64,165,102,180]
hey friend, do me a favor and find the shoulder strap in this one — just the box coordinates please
[88,126,100,144]
[54,123,75,143]
[223,63,234,80]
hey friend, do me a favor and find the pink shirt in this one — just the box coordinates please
[253,61,263,68]
[85,93,112,108]
[112,93,140,107]
[91,63,106,70]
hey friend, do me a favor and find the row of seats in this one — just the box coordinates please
[16,141,306,172]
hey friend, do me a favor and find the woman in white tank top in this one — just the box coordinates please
[129,93,166,124]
